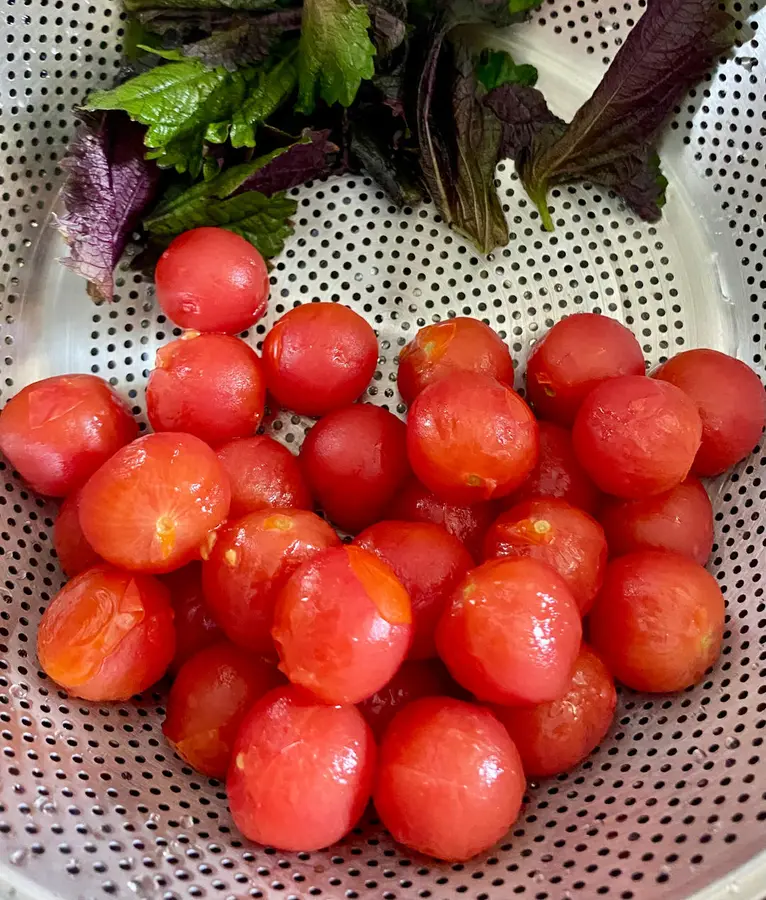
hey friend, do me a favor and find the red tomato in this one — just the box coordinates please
[589,550,725,692]
[436,557,581,705]
[216,435,312,518]
[525,313,645,426]
[600,476,714,565]
[155,227,269,335]
[163,642,283,779]
[37,564,175,701]
[407,372,539,505]
[373,697,525,861]
[492,645,616,777]
[228,685,375,851]
[572,376,702,499]
[202,509,339,654]
[272,546,412,704]
[53,489,102,577]
[483,498,607,615]
[507,421,601,515]
[146,332,265,447]
[161,563,223,676]
[300,404,410,533]
[398,317,514,405]
[0,374,138,497]
[387,477,496,561]
[262,303,378,416]
[354,520,473,659]
[653,348,766,476]
[78,432,231,574]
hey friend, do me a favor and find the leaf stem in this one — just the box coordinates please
[528,180,553,231]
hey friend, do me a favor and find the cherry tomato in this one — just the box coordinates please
[146,332,265,447]
[483,498,607,615]
[300,404,410,533]
[653,348,766,476]
[599,476,714,565]
[155,227,269,335]
[354,520,473,659]
[398,317,514,406]
[407,371,539,505]
[386,477,497,561]
[272,546,412,704]
[228,685,376,851]
[217,435,312,518]
[589,550,725,692]
[160,563,223,676]
[436,557,581,706]
[79,432,231,574]
[525,313,645,426]
[572,375,702,499]
[262,303,378,416]
[492,645,616,777]
[163,642,283,779]
[202,509,339,654]
[54,489,102,577]
[37,564,175,701]
[373,697,525,861]
[0,374,138,497]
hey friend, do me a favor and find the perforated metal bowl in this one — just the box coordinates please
[1,1,765,898]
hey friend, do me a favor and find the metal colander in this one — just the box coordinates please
[1,0,765,898]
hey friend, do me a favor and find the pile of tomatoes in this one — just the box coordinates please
[1,226,764,863]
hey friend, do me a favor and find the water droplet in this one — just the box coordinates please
[9,683,28,699]
[34,797,57,815]
[725,736,740,750]
[736,56,757,71]
[12,784,24,794]
[10,848,27,866]
[179,814,195,829]
[354,272,363,282]
[691,747,707,763]
[370,266,379,276]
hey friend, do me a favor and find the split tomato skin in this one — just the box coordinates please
[262,302,378,416]
[161,563,223,676]
[491,645,617,778]
[78,432,231,574]
[436,556,582,706]
[573,375,702,499]
[589,550,725,693]
[373,697,525,862]
[54,489,102,577]
[407,371,539,505]
[163,642,283,779]
[526,313,645,426]
[146,332,265,447]
[155,227,269,335]
[272,545,413,704]
[228,685,376,852]
[202,509,339,654]
[37,564,175,701]
[397,317,515,405]
[0,374,138,497]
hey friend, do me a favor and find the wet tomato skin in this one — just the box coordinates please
[203,509,339,654]
[373,697,525,862]
[163,642,283,779]
[436,556,582,706]
[216,435,312,518]
[228,685,376,851]
[398,317,514,405]
[272,545,413,704]
[354,520,473,659]
[161,563,223,676]
[483,498,607,615]
[589,550,725,693]
[301,404,411,533]
[0,374,138,497]
[599,476,714,565]
[491,645,616,777]
[146,332,265,447]
[262,303,378,416]
[37,564,175,701]
[653,348,766,476]
[155,227,269,335]
[572,376,702,499]
[526,313,645,426]
[78,432,231,574]
[54,489,102,577]
[407,371,539,505]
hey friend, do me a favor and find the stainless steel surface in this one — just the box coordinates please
[1,1,765,898]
